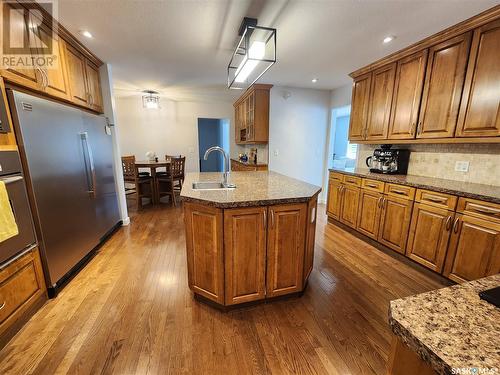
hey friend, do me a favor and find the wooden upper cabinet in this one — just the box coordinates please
[85,60,103,113]
[303,196,318,284]
[340,185,360,228]
[35,24,71,101]
[366,63,396,140]
[327,179,342,220]
[234,84,271,144]
[456,19,500,137]
[417,33,472,139]
[406,203,454,272]
[266,204,306,298]
[356,189,383,239]
[184,203,224,304]
[378,196,413,254]
[65,44,89,107]
[443,214,500,283]
[0,3,40,90]
[387,50,427,140]
[349,73,371,141]
[224,207,267,305]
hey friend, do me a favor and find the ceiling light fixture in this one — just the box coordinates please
[312,78,318,83]
[227,17,276,89]
[80,30,93,38]
[383,36,394,44]
[142,90,160,109]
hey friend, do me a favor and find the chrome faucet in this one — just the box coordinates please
[203,146,235,188]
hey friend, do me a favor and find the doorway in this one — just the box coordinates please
[327,106,356,170]
[197,118,230,172]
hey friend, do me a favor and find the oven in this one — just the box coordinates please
[0,151,36,264]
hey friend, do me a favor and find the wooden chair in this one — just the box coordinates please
[121,156,153,210]
[156,163,177,206]
[170,156,186,191]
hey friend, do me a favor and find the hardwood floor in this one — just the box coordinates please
[0,203,447,374]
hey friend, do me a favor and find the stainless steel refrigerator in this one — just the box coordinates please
[7,89,120,294]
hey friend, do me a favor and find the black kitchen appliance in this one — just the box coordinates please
[365,145,410,174]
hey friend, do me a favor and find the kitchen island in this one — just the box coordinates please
[388,274,500,375]
[180,171,321,307]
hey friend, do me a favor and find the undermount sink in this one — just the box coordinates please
[192,181,236,190]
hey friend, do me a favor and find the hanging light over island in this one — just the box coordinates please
[227,17,276,90]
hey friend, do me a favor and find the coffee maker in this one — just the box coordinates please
[365,145,410,174]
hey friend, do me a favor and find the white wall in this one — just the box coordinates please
[115,96,235,173]
[330,84,352,108]
[269,86,331,200]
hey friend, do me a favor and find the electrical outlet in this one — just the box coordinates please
[455,161,470,172]
[274,149,279,156]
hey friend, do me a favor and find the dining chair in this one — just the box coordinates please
[121,156,154,210]
[156,163,177,206]
[170,156,186,191]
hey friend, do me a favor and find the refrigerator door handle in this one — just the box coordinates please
[80,132,97,198]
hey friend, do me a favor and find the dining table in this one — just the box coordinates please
[135,160,170,205]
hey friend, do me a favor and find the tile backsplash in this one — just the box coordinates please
[357,144,500,186]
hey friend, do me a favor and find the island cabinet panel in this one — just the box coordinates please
[184,203,224,304]
[378,196,413,254]
[326,179,342,220]
[443,214,500,283]
[340,185,360,228]
[387,50,428,140]
[266,204,307,298]
[406,203,454,272]
[224,207,267,305]
[303,196,318,284]
[456,19,500,138]
[356,190,383,239]
[417,33,472,139]
[349,73,371,141]
[366,63,396,140]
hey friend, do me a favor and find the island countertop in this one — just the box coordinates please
[180,171,321,208]
[389,274,500,375]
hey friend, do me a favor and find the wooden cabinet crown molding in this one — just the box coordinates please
[349,5,500,78]
[233,84,274,107]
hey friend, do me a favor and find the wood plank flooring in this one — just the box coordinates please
[0,203,447,374]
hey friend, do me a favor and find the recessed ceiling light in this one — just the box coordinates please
[383,36,394,44]
[312,78,318,83]
[80,30,93,38]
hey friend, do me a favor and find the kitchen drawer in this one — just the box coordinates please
[415,189,457,210]
[343,175,361,187]
[384,183,415,200]
[329,172,344,182]
[457,198,500,223]
[362,178,385,193]
[0,247,46,338]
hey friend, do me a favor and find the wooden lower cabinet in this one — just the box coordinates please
[224,207,267,305]
[184,203,224,304]
[303,196,318,284]
[406,203,454,272]
[267,204,307,298]
[443,214,500,283]
[340,185,360,228]
[327,179,342,220]
[0,247,46,347]
[378,196,413,254]
[356,189,383,239]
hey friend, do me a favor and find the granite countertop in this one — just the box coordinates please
[231,158,268,167]
[330,167,500,204]
[389,274,500,375]
[180,171,321,208]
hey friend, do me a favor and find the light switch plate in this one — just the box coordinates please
[274,149,279,156]
[455,161,470,172]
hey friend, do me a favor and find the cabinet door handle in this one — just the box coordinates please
[263,210,267,228]
[424,195,447,203]
[366,183,377,188]
[453,217,460,233]
[411,122,416,135]
[377,196,383,208]
[391,189,407,195]
[417,121,422,135]
[0,301,5,310]
[271,209,275,228]
[445,216,452,231]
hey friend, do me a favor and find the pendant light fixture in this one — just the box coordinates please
[227,17,276,89]
[142,90,160,109]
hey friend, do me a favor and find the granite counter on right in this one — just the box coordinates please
[387,274,500,375]
[326,168,500,283]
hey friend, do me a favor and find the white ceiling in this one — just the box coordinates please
[57,0,499,100]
